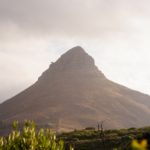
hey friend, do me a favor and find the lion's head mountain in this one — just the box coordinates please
[1,46,150,132]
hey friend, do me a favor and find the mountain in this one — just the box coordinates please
[1,46,150,132]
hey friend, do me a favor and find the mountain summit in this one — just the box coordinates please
[1,46,150,133]
[38,46,105,83]
[56,46,96,71]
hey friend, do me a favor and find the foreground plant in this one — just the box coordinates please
[0,120,69,150]
[131,139,148,150]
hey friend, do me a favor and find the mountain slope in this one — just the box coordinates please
[0,46,150,131]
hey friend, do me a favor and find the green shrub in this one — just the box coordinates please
[0,120,71,150]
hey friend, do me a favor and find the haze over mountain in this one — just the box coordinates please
[0,46,150,132]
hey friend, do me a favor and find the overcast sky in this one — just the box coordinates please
[0,0,150,103]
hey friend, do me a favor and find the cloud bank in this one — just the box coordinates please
[0,0,150,102]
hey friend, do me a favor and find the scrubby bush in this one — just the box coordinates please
[0,120,72,150]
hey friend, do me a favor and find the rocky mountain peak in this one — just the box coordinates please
[55,46,95,70]
[38,46,105,82]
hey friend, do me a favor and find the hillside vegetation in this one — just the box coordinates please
[0,121,150,150]
[59,126,150,150]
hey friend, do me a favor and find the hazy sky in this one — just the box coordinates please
[0,0,150,102]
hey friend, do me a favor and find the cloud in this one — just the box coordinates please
[1,0,150,42]
[1,0,150,38]
[1,0,150,102]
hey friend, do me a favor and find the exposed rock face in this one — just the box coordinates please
[0,46,150,132]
